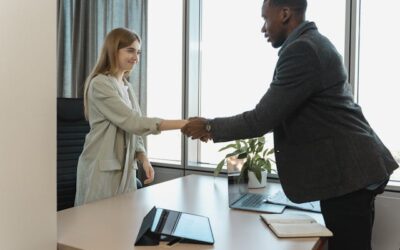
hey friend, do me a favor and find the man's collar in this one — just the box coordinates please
[278,21,317,56]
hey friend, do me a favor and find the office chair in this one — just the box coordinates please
[57,97,142,211]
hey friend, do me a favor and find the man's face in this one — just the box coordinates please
[261,0,287,48]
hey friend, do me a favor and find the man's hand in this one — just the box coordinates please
[181,117,212,142]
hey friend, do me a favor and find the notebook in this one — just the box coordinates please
[260,213,333,238]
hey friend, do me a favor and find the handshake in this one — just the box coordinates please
[181,117,213,142]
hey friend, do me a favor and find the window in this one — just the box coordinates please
[199,0,346,166]
[146,0,399,186]
[147,0,183,164]
[199,0,276,165]
[358,0,400,182]
[306,1,346,56]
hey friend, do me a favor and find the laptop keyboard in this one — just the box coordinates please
[240,193,266,207]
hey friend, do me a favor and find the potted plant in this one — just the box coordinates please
[215,136,275,188]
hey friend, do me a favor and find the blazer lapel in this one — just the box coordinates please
[126,82,142,115]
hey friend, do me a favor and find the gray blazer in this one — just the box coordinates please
[75,74,162,206]
[210,22,398,203]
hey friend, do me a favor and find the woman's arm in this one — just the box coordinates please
[158,120,188,131]
[90,77,162,135]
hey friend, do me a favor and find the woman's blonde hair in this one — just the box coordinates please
[83,28,141,120]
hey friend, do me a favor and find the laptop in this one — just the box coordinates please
[228,168,285,214]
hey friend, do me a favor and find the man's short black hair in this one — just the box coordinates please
[264,0,307,15]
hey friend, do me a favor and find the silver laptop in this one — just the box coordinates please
[228,167,285,214]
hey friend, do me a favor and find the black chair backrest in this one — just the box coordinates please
[57,98,89,211]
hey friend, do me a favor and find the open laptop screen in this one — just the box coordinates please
[228,170,248,206]
[227,157,247,206]
[150,207,214,244]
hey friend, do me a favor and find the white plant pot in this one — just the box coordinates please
[248,170,267,189]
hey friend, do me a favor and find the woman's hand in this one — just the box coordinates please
[142,159,155,185]
[136,152,154,185]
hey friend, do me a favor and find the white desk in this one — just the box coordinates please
[58,175,326,250]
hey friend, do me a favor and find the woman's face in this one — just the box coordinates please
[117,40,141,73]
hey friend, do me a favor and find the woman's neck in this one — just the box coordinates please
[115,72,125,85]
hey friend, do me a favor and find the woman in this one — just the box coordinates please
[75,28,187,206]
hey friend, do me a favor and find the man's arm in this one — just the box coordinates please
[182,41,321,142]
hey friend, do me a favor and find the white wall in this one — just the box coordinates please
[372,191,400,250]
[0,0,56,249]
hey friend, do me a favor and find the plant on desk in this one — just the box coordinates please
[215,136,275,188]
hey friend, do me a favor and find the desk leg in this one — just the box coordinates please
[312,237,328,250]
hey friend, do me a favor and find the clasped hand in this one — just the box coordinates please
[181,117,212,142]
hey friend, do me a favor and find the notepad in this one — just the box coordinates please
[260,214,333,238]
[267,190,321,212]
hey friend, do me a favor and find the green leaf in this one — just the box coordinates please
[239,161,249,182]
[243,140,249,149]
[218,143,238,152]
[249,139,256,152]
[267,148,275,155]
[256,137,265,152]
[253,167,262,183]
[256,158,265,167]
[235,140,241,149]
[214,159,225,176]
[265,160,272,173]
[246,155,253,169]
[225,148,247,158]
[255,143,263,154]
[237,152,248,159]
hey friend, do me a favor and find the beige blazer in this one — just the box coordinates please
[75,74,162,206]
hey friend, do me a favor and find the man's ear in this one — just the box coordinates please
[280,7,292,24]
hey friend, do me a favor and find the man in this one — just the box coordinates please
[181,0,399,249]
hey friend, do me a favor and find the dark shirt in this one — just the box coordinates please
[210,21,398,202]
